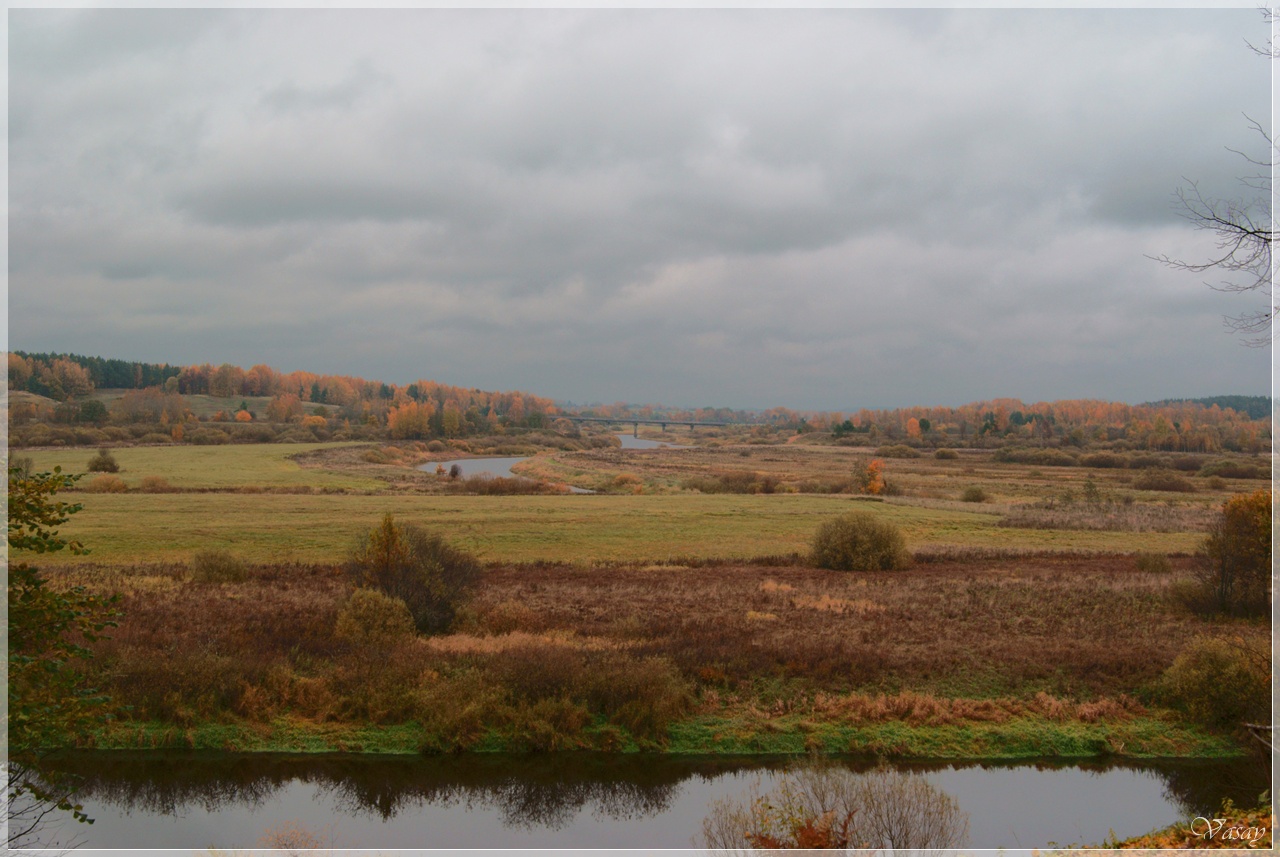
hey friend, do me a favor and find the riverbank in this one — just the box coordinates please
[91,708,1241,759]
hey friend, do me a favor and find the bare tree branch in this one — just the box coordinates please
[1150,8,1276,344]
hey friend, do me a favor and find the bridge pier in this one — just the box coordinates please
[633,422,639,438]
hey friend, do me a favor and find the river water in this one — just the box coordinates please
[32,751,1267,852]
[417,433,683,486]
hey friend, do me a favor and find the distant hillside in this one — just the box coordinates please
[1141,396,1271,420]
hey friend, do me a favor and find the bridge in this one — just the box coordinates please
[563,415,735,437]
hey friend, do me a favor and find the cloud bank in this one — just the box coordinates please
[9,8,1271,409]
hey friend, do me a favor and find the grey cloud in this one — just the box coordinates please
[9,7,1270,410]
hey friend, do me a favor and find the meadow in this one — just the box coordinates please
[17,429,1271,760]
[21,437,1256,565]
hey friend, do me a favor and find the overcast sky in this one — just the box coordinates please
[8,7,1272,410]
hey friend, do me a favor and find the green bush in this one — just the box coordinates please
[346,514,481,635]
[934,449,959,460]
[960,486,988,503]
[335,589,415,646]
[1160,636,1269,730]
[811,512,911,571]
[86,447,119,473]
[191,549,249,583]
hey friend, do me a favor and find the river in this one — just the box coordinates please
[417,433,685,487]
[31,751,1267,852]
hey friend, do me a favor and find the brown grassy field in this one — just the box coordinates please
[59,550,1265,756]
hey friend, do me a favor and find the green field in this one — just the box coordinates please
[20,442,381,491]
[39,491,1201,566]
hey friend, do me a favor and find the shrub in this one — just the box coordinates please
[811,512,911,571]
[1133,552,1172,574]
[875,444,920,459]
[231,425,277,443]
[993,447,1078,467]
[960,486,988,503]
[1198,459,1268,480]
[86,448,119,473]
[10,456,34,478]
[191,549,249,583]
[139,475,175,493]
[73,428,108,446]
[1128,453,1168,470]
[187,428,229,445]
[1131,469,1195,492]
[1194,489,1271,616]
[1160,636,1269,730]
[1080,452,1128,469]
[346,514,481,634]
[335,589,415,647]
[934,448,959,460]
[84,474,127,493]
[681,471,778,495]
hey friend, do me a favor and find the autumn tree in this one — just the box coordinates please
[8,352,34,389]
[112,387,188,424]
[1193,489,1272,616]
[387,400,434,439]
[266,393,304,423]
[854,459,885,495]
[39,358,94,401]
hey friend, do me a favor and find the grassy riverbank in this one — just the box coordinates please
[92,710,1240,759]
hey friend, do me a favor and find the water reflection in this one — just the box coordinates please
[42,751,1267,840]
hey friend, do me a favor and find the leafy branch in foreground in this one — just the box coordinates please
[8,465,120,851]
